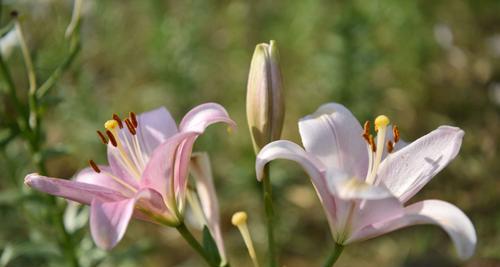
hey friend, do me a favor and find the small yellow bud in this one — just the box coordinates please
[104,119,119,130]
[231,211,248,226]
[246,40,285,154]
[374,115,390,129]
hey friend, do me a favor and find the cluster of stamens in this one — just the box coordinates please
[88,112,146,184]
[362,115,401,184]
[362,118,400,154]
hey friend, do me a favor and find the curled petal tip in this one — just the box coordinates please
[24,173,39,186]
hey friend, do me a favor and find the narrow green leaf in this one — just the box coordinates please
[202,226,221,266]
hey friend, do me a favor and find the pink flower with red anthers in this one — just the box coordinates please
[256,103,476,259]
[25,103,235,250]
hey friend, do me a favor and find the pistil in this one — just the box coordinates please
[365,115,390,184]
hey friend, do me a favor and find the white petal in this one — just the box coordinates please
[377,126,464,202]
[256,140,340,230]
[326,170,394,200]
[298,103,368,180]
[348,200,476,260]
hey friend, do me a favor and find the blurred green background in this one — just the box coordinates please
[1,0,499,266]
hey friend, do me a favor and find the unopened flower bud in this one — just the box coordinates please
[246,40,285,153]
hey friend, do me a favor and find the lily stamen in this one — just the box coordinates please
[105,120,142,179]
[393,125,400,143]
[232,211,260,267]
[129,111,138,128]
[387,140,394,153]
[96,130,108,144]
[88,159,101,173]
[112,113,124,129]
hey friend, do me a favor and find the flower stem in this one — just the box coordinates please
[176,222,217,267]
[262,164,277,267]
[322,243,344,267]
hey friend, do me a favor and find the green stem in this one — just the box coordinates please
[322,243,344,267]
[176,222,217,267]
[262,164,277,267]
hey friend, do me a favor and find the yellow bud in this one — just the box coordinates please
[374,115,390,129]
[231,211,248,226]
[246,40,285,154]
[104,119,119,130]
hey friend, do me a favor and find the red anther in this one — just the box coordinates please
[387,140,394,153]
[106,130,118,147]
[112,114,123,129]
[89,159,101,173]
[129,112,138,128]
[124,118,136,135]
[393,125,400,143]
[96,130,108,144]
[369,135,376,152]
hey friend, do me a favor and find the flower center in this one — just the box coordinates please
[362,115,400,184]
[88,112,149,192]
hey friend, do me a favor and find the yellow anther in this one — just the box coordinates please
[374,115,390,130]
[232,211,248,226]
[104,119,119,130]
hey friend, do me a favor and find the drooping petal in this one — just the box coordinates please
[141,132,197,201]
[136,107,179,155]
[25,173,126,205]
[74,167,136,195]
[190,152,226,261]
[298,103,368,181]
[179,103,236,134]
[90,198,136,250]
[376,126,464,202]
[347,200,476,260]
[256,140,340,230]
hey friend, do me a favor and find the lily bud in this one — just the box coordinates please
[246,40,285,153]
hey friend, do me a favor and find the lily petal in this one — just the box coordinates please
[141,132,197,200]
[298,103,368,181]
[377,126,464,202]
[136,107,178,155]
[256,140,340,229]
[75,167,136,195]
[90,198,136,250]
[25,173,126,204]
[326,169,395,200]
[348,200,476,260]
[190,152,226,261]
[179,103,236,134]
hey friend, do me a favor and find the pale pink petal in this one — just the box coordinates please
[350,197,404,235]
[347,200,476,260]
[179,103,236,133]
[256,140,340,230]
[298,103,368,181]
[106,146,140,188]
[141,132,197,200]
[190,152,226,261]
[377,126,464,202]
[135,188,170,215]
[136,107,178,155]
[90,198,136,250]
[326,169,395,200]
[25,173,126,205]
[74,167,136,195]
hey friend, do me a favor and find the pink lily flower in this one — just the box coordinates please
[25,103,235,250]
[256,103,476,259]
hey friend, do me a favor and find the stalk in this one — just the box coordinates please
[322,243,344,267]
[262,164,277,267]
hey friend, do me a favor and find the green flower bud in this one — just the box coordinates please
[246,40,285,153]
